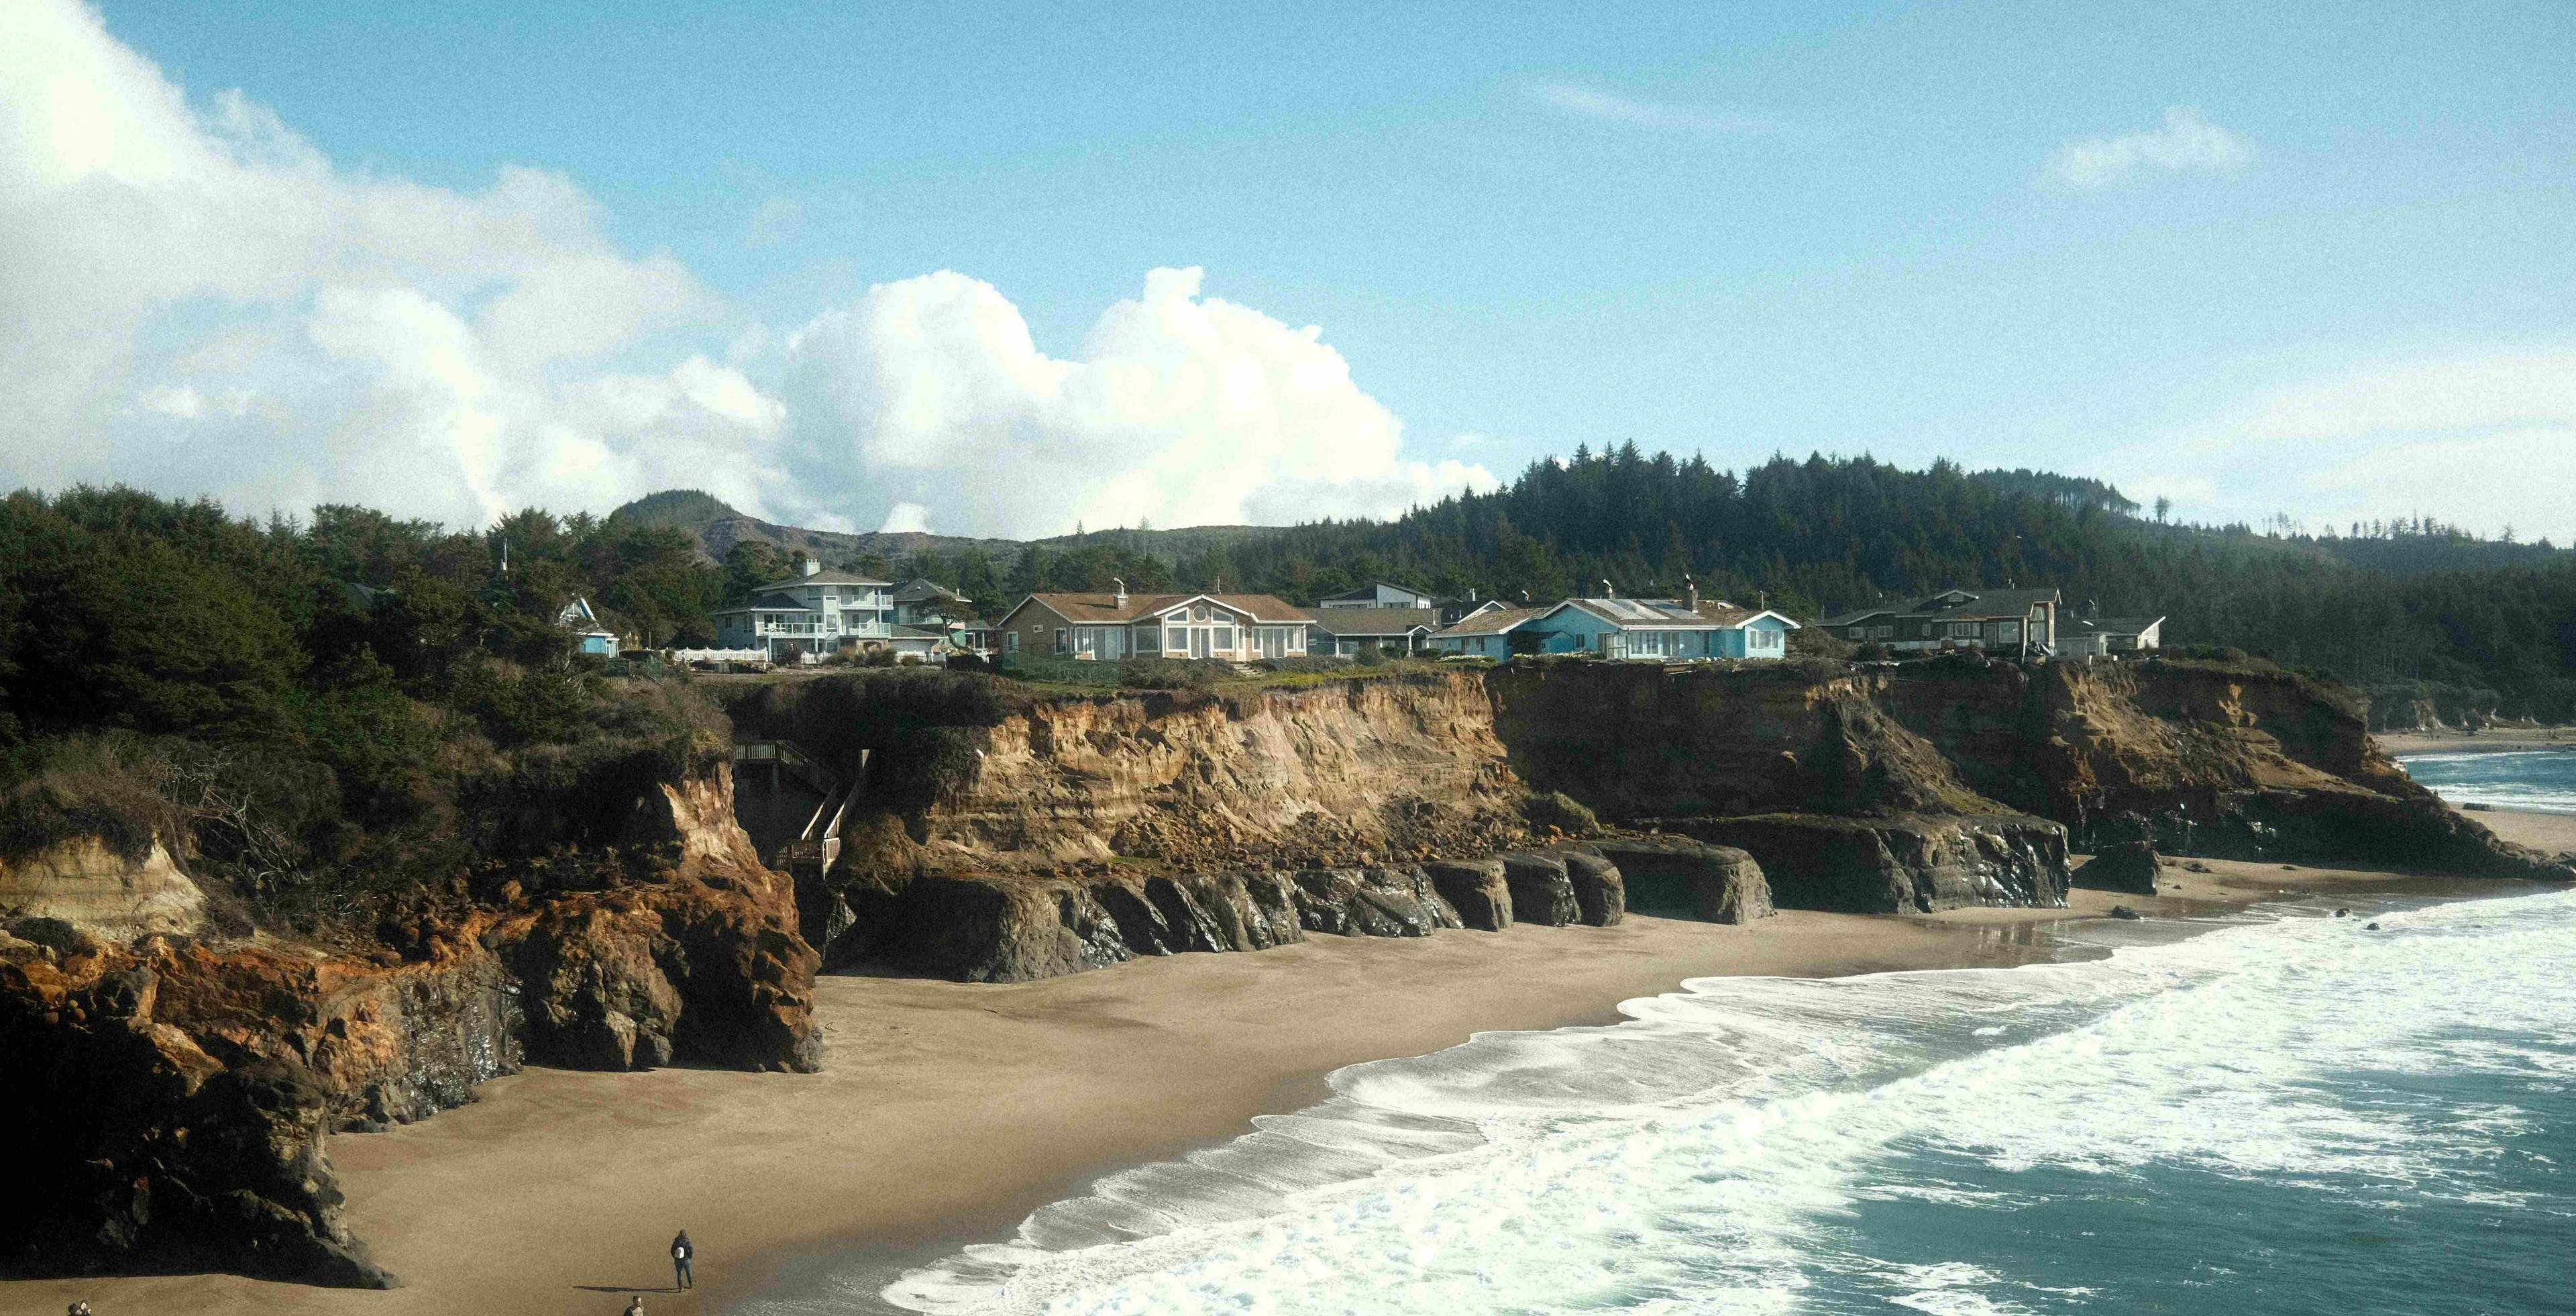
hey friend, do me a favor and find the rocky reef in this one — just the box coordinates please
[0,764,817,1286]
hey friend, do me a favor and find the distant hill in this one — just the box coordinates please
[604,490,1287,568]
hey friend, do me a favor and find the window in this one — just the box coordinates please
[1214,625,1236,652]
[1005,631,1020,652]
[1192,605,1211,621]
[1164,625,1184,652]
[1872,625,1894,640]
[1053,627,1070,654]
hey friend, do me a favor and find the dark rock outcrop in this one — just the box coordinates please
[2070,841,2161,895]
[1556,849,1627,925]
[1652,813,2067,913]
[1582,838,1768,923]
[1498,852,1582,927]
[1424,858,1513,931]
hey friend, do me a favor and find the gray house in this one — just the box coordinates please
[1318,581,1438,611]
[1303,607,1441,657]
[1823,588,2061,656]
[711,561,895,662]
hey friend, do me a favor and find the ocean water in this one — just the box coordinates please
[828,889,2576,1316]
[2400,750,2576,815]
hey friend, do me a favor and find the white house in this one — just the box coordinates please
[2057,614,2165,657]
[711,561,895,662]
[998,588,1313,660]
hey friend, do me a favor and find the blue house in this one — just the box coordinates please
[1519,597,1726,659]
[1695,604,1802,658]
[555,596,621,656]
[1425,605,1548,657]
[1430,593,1802,662]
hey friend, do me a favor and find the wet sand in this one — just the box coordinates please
[2377,726,2576,757]
[11,852,2554,1316]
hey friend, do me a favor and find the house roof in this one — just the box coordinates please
[1320,580,1436,603]
[892,578,966,605]
[1302,607,1441,638]
[1825,587,2062,627]
[1692,603,1803,629]
[1004,592,1312,625]
[1430,605,1546,638]
[1556,597,1723,629]
[754,568,892,590]
[2063,615,2165,637]
[712,590,816,615]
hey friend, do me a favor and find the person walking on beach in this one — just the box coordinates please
[625,1299,645,1316]
[671,1229,695,1290]
[69,1303,92,1315]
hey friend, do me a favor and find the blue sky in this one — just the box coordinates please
[9,1,2574,539]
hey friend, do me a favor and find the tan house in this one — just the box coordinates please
[998,587,1314,660]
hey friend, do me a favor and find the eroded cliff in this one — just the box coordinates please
[0,764,818,1286]
[759,656,2565,984]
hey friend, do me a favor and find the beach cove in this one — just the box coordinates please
[17,811,2565,1316]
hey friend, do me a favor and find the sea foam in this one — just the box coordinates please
[820,888,2576,1316]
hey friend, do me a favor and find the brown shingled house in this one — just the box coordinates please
[997,587,1315,660]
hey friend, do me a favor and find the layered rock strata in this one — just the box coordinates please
[0,765,819,1286]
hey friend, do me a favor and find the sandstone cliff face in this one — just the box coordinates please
[0,836,207,940]
[769,654,2561,990]
[0,763,819,1286]
[920,674,1527,871]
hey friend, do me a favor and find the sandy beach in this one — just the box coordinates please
[9,847,2557,1316]
[2375,726,2576,757]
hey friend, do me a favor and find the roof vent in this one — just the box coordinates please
[1684,575,1698,610]
[1601,579,1615,599]
[1113,577,1128,608]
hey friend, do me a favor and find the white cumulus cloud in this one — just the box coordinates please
[781,267,1498,537]
[0,1,1494,539]
[2045,107,2254,191]
[0,0,792,527]
[2100,344,2576,542]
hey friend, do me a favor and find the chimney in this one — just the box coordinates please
[1601,579,1615,599]
[801,558,821,578]
[1113,577,1128,608]
[1684,575,1698,611]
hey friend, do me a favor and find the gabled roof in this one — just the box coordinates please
[712,590,816,615]
[892,578,966,605]
[1320,580,1436,603]
[1825,587,2061,626]
[1430,605,1546,638]
[1302,607,1442,638]
[1693,603,1803,630]
[754,568,892,590]
[2063,615,2165,637]
[1554,598,1723,629]
[1003,592,1312,625]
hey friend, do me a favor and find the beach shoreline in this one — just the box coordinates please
[2376,726,2575,758]
[11,836,2565,1316]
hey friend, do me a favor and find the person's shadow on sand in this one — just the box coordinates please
[573,1282,684,1294]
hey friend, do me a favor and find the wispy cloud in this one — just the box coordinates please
[1532,81,1770,134]
[2045,107,2254,191]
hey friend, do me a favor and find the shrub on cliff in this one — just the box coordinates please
[1524,790,1600,837]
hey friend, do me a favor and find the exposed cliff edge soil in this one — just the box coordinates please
[1487,655,2571,889]
[0,764,817,1287]
[737,658,2567,986]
